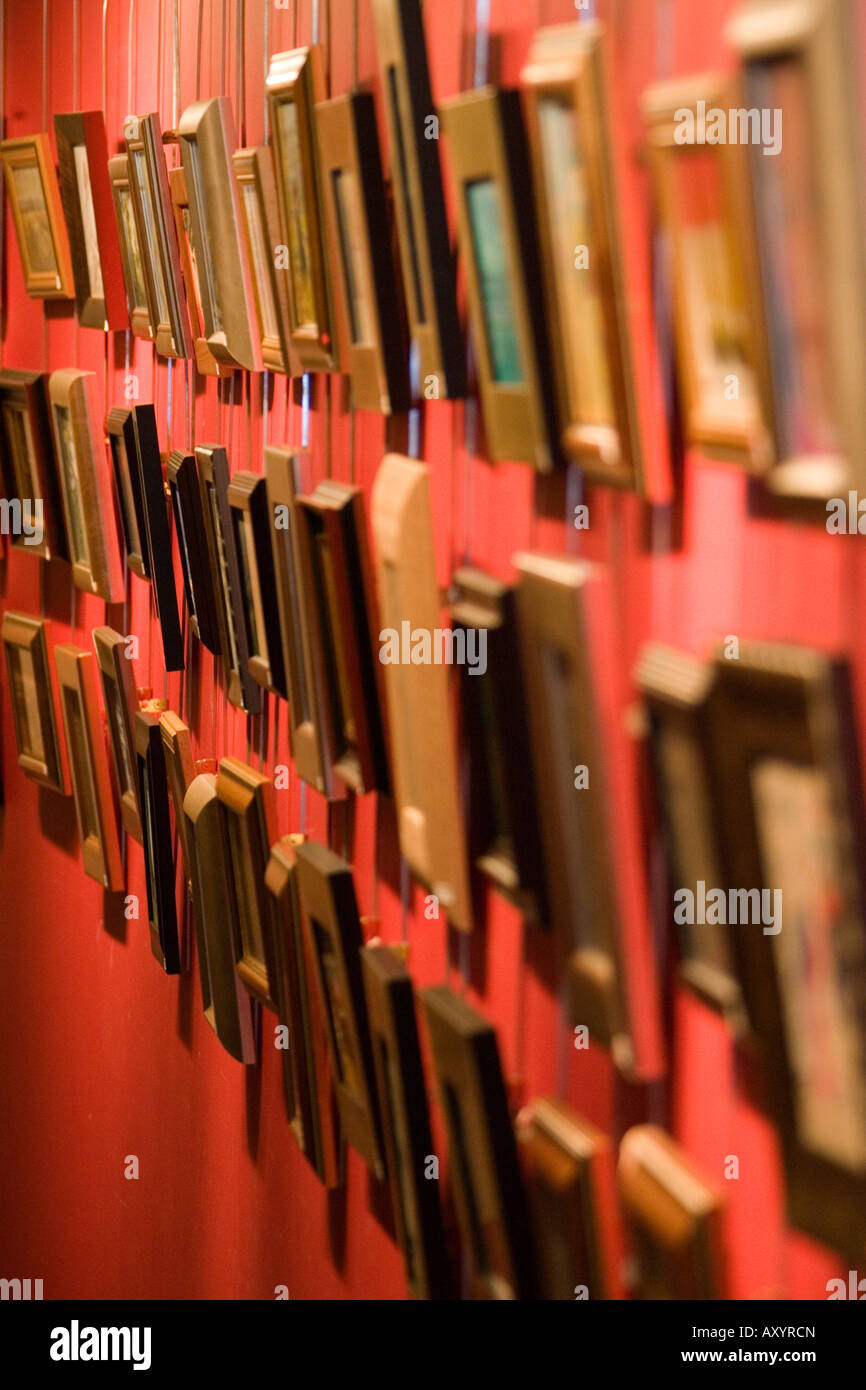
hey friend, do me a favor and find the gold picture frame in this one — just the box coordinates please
[49,368,124,603]
[1,612,66,794]
[54,643,123,891]
[1,133,74,298]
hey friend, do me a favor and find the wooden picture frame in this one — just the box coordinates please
[176,97,261,372]
[158,711,194,883]
[295,480,390,798]
[516,1097,615,1301]
[93,626,142,843]
[316,93,410,414]
[124,112,192,360]
[54,643,123,890]
[105,407,149,580]
[216,757,279,1008]
[225,471,287,698]
[135,710,180,974]
[514,552,663,1078]
[521,23,644,488]
[265,446,325,790]
[266,47,339,372]
[618,1125,725,1299]
[421,985,538,1300]
[705,641,866,1260]
[440,89,559,470]
[49,368,124,603]
[166,449,222,655]
[232,147,296,375]
[133,407,184,671]
[362,946,454,1300]
[0,133,74,298]
[728,0,866,507]
[1,612,65,793]
[295,840,384,1178]
[449,567,546,922]
[167,163,230,378]
[54,111,127,329]
[371,454,473,932]
[107,153,152,339]
[0,369,67,560]
[196,445,261,713]
[370,0,465,399]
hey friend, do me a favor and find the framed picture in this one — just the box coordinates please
[370,0,465,399]
[265,836,343,1188]
[167,163,230,378]
[0,369,67,560]
[158,711,194,884]
[135,710,180,973]
[642,76,772,469]
[521,23,644,488]
[196,445,261,713]
[131,407,184,672]
[728,0,866,507]
[232,147,296,375]
[166,449,222,655]
[706,641,866,1260]
[266,47,339,372]
[371,454,473,932]
[514,552,663,1079]
[0,133,74,298]
[295,839,384,1178]
[107,153,152,339]
[105,408,149,580]
[182,772,257,1064]
[295,480,390,798]
[316,93,410,414]
[48,368,124,604]
[1,612,66,793]
[54,111,127,330]
[216,757,279,1008]
[54,643,123,891]
[516,1097,616,1301]
[449,566,546,922]
[176,97,261,372]
[421,985,538,1300]
[93,626,142,843]
[362,946,454,1300]
[634,643,745,1025]
[440,89,559,470]
[225,471,287,698]
[124,112,192,360]
[618,1125,725,1299]
[265,446,325,791]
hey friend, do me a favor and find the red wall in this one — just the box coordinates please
[1,0,863,1300]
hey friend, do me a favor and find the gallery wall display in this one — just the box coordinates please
[1,133,74,299]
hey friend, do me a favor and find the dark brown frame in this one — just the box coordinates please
[225,471,287,698]
[196,445,261,713]
[54,111,128,329]
[49,368,124,603]
[1,612,66,793]
[216,757,279,1008]
[135,709,180,973]
[54,643,123,890]
[1,132,74,298]
[167,449,222,655]
[93,626,142,843]
[105,407,149,580]
[0,368,67,561]
[232,146,296,375]
[108,153,152,339]
[124,112,192,360]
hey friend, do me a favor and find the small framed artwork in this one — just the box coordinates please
[54,644,123,891]
[362,946,454,1300]
[176,97,261,372]
[0,133,74,298]
[295,480,390,798]
[166,449,222,655]
[0,369,67,561]
[521,23,645,488]
[131,407,184,672]
[295,839,384,1178]
[49,368,124,603]
[93,626,142,843]
[514,552,663,1079]
[225,471,287,698]
[265,836,343,1188]
[516,1097,615,1301]
[618,1125,725,1299]
[440,89,560,470]
[634,643,745,1025]
[182,772,256,1064]
[371,454,473,932]
[196,445,261,713]
[167,164,230,378]
[105,407,149,580]
[54,111,127,329]
[233,147,296,375]
[135,709,180,974]
[107,153,152,339]
[266,47,339,372]
[421,985,538,1300]
[706,641,866,1260]
[449,567,547,922]
[1,612,66,793]
[265,446,325,791]
[216,757,279,1008]
[158,711,194,884]
[316,93,410,414]
[124,112,192,360]
[370,0,465,399]
[728,0,866,507]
